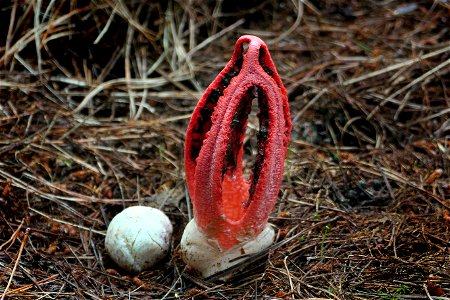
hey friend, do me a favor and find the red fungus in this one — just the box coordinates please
[184,35,292,250]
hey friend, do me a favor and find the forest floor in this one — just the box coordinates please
[0,1,449,299]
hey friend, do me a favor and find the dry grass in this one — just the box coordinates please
[0,0,449,299]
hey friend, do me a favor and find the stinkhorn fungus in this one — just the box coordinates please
[181,35,292,278]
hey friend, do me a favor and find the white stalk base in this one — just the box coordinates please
[180,219,275,278]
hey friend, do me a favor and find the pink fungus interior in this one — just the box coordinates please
[221,171,249,222]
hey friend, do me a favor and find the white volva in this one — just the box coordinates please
[105,206,173,273]
[180,219,275,278]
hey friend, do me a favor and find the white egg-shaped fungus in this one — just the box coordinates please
[180,219,275,278]
[105,206,173,273]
